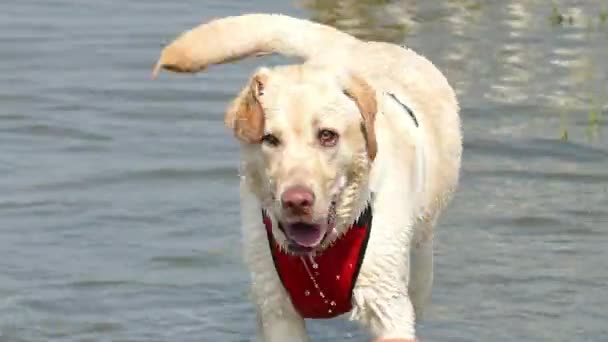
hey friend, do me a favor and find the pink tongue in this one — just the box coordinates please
[286,223,324,247]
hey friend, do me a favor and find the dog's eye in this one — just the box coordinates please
[261,133,281,147]
[318,129,339,147]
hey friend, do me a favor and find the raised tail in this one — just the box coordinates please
[152,13,359,78]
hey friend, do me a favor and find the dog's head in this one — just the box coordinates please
[226,65,377,255]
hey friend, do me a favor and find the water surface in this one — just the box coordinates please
[1,1,607,341]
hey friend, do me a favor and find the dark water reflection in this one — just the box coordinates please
[0,0,606,341]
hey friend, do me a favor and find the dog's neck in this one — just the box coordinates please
[322,186,372,248]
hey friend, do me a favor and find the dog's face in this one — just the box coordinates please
[226,65,377,254]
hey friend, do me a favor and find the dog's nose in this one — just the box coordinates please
[281,186,315,212]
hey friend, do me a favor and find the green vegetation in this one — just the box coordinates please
[589,108,600,127]
[548,3,606,141]
[549,5,574,26]
[559,104,570,142]
[586,104,604,141]
[560,128,569,141]
[550,4,608,28]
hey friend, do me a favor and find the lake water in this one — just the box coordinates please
[1,1,607,341]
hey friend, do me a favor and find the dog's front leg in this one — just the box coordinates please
[240,183,310,342]
[247,240,310,342]
[350,181,419,340]
[351,265,417,340]
[254,304,309,342]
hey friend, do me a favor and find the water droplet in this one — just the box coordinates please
[309,255,319,269]
[336,275,341,280]
[320,292,325,298]
[315,272,320,276]
[348,263,353,269]
[328,309,333,314]
[300,257,322,294]
[324,300,328,304]
[304,290,310,296]
[330,301,336,306]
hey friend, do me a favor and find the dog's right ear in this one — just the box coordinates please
[342,74,378,161]
[224,69,269,144]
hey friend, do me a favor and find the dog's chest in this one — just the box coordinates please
[262,208,372,319]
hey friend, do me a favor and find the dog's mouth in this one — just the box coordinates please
[285,222,326,251]
[282,201,337,255]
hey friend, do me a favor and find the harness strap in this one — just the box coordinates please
[387,92,418,127]
[261,205,373,319]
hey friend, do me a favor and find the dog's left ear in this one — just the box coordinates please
[224,68,269,143]
[343,74,378,161]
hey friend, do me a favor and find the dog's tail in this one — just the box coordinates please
[152,14,359,78]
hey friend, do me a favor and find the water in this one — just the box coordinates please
[1,0,606,341]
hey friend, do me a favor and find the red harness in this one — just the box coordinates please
[262,206,372,319]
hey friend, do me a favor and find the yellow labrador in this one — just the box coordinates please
[154,14,461,342]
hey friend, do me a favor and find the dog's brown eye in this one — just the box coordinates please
[318,129,339,147]
[262,133,281,147]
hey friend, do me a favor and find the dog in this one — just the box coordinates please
[153,13,462,342]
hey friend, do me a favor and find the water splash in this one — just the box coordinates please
[301,256,322,296]
[300,256,335,313]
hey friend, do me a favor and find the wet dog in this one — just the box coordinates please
[154,13,462,342]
